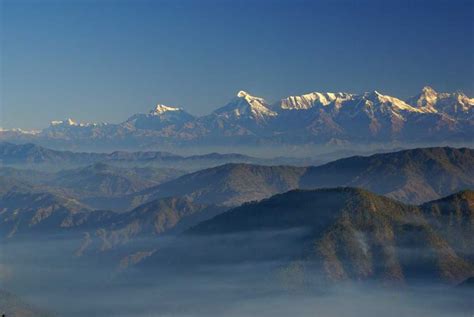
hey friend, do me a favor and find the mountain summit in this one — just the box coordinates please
[406,86,473,119]
[125,103,195,131]
[274,91,353,110]
[150,104,183,115]
[213,90,278,120]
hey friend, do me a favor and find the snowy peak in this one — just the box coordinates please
[49,118,104,128]
[236,90,254,99]
[29,87,473,144]
[235,90,270,109]
[407,86,439,109]
[362,90,425,113]
[406,86,473,117]
[51,118,79,126]
[275,91,353,110]
[422,86,437,95]
[150,104,183,115]
[213,90,277,120]
[124,103,194,130]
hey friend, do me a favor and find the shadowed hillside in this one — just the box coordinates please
[174,188,474,284]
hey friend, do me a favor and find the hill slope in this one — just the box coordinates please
[76,197,226,257]
[301,147,474,203]
[0,176,118,239]
[180,188,474,283]
[134,163,307,206]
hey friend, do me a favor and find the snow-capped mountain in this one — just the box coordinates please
[193,90,278,137]
[406,86,473,119]
[212,90,277,122]
[1,86,472,148]
[125,104,195,130]
[41,118,110,141]
[273,92,353,111]
[47,118,106,129]
[270,89,445,141]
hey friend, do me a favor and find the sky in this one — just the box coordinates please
[1,0,473,129]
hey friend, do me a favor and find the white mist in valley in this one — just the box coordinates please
[1,233,472,317]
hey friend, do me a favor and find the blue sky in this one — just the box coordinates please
[1,0,473,129]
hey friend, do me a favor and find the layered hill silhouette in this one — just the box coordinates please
[1,147,472,231]
[0,142,277,171]
[0,182,99,239]
[0,162,185,210]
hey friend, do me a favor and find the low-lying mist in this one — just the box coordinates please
[1,232,473,317]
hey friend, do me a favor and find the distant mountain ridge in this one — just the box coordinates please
[0,142,279,171]
[1,86,472,148]
[130,147,474,206]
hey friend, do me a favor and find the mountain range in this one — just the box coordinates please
[128,147,474,207]
[1,86,472,148]
[1,146,472,213]
[0,141,306,171]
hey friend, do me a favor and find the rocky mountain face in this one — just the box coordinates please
[1,87,472,148]
[179,188,474,284]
